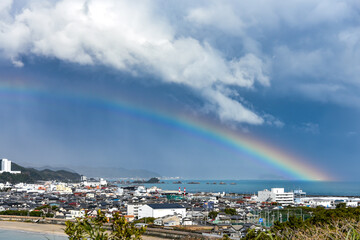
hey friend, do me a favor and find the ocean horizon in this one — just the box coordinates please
[120,179,360,197]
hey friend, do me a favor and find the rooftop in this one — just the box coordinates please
[147,203,184,209]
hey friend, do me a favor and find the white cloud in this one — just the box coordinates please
[203,88,263,124]
[263,114,284,128]
[0,0,269,125]
[184,0,360,108]
[296,83,360,108]
[301,123,320,134]
[186,3,245,34]
[3,0,359,124]
[11,58,23,67]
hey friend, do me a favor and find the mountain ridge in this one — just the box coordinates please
[0,162,81,183]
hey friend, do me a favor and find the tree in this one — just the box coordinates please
[336,202,346,209]
[208,211,218,219]
[224,208,237,216]
[65,210,146,240]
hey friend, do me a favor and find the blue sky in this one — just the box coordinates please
[0,0,359,180]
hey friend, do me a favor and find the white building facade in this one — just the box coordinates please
[127,203,144,218]
[0,159,21,174]
[138,204,186,219]
[258,188,294,205]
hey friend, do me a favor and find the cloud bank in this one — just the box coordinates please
[1,0,360,124]
[186,0,360,107]
[0,0,269,125]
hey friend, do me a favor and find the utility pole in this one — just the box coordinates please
[287,209,289,221]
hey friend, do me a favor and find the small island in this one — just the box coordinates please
[187,181,200,184]
[133,177,160,184]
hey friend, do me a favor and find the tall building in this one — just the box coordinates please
[1,159,11,172]
[0,159,21,174]
[258,188,294,205]
[127,203,144,218]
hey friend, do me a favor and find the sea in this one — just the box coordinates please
[122,180,360,196]
[0,229,67,240]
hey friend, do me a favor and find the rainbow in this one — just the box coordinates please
[0,82,332,181]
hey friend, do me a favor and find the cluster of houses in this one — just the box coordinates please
[0,178,360,239]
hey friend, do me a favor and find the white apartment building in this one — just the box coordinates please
[127,203,144,218]
[65,210,85,219]
[82,178,107,187]
[0,159,21,174]
[258,188,294,205]
[138,204,186,219]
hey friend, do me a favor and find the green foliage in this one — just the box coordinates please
[146,178,160,183]
[336,202,347,209]
[272,216,304,232]
[224,208,237,216]
[133,178,159,184]
[0,162,80,183]
[208,211,218,219]
[65,210,146,240]
[243,229,275,240]
[0,210,28,216]
[221,234,231,240]
[246,206,360,239]
[308,205,360,225]
[133,217,155,224]
[0,210,53,217]
[35,204,50,210]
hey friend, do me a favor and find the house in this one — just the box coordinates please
[154,215,181,226]
[138,203,186,219]
[182,217,194,226]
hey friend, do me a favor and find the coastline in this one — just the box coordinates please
[0,221,67,236]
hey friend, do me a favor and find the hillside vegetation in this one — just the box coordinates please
[0,162,80,183]
[245,204,360,239]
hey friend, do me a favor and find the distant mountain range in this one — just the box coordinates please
[33,165,77,173]
[71,166,161,179]
[0,162,81,184]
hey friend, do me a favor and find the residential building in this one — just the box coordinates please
[127,203,144,218]
[0,159,21,174]
[138,203,186,219]
[154,215,181,226]
[258,188,294,205]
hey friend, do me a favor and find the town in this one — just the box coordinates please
[0,159,359,239]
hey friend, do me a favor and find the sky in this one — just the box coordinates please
[0,0,359,180]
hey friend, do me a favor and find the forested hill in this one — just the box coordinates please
[0,162,81,184]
